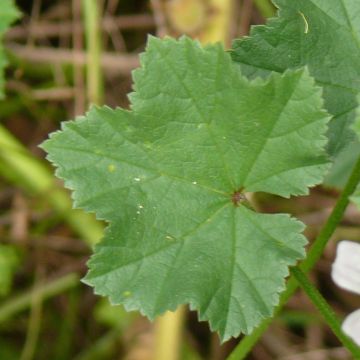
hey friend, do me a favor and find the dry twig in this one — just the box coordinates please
[7,43,139,74]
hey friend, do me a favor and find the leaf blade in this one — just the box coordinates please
[231,0,360,183]
[43,37,330,340]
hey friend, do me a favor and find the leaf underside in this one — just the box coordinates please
[231,0,360,187]
[43,37,330,341]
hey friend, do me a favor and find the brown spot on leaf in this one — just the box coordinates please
[231,190,246,207]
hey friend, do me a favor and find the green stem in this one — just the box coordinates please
[154,306,186,360]
[302,157,360,272]
[54,289,79,360]
[253,0,276,18]
[83,0,103,105]
[0,273,79,323]
[227,155,360,360]
[74,325,122,360]
[291,267,360,357]
[0,125,103,245]
[20,269,44,360]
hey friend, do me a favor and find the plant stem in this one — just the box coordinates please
[20,267,44,360]
[227,155,360,360]
[54,289,79,360]
[74,325,122,360]
[201,0,234,47]
[0,125,103,245]
[72,0,86,115]
[83,0,103,105]
[154,306,186,360]
[253,0,276,18]
[0,273,79,323]
[302,158,360,272]
[291,267,360,357]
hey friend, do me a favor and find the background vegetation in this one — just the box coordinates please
[0,0,358,359]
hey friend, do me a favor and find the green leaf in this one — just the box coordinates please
[231,0,360,183]
[0,0,20,98]
[0,0,19,33]
[42,37,330,340]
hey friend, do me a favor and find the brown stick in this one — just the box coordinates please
[150,0,168,37]
[7,43,139,74]
[238,0,253,36]
[32,87,75,101]
[6,14,155,40]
